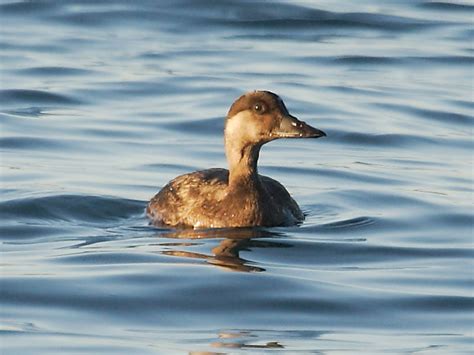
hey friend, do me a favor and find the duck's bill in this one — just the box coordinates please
[274,114,326,138]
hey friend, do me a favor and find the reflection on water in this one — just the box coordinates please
[187,330,285,354]
[209,330,284,351]
[159,228,290,272]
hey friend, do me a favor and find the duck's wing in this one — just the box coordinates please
[260,175,304,222]
[147,168,229,227]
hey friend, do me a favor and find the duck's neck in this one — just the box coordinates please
[225,139,261,188]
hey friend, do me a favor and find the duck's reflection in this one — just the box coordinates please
[210,331,284,350]
[157,228,291,273]
[187,330,284,353]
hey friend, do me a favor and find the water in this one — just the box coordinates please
[1,0,473,353]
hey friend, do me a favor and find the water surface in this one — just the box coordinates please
[1,0,473,353]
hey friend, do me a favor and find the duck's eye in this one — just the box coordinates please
[253,103,266,114]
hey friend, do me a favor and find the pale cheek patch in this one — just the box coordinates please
[225,111,259,140]
[225,111,246,137]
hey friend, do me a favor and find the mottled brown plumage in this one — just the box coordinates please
[147,90,326,228]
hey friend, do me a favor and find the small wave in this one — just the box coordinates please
[419,2,474,12]
[249,237,471,268]
[0,89,81,106]
[333,55,401,65]
[0,41,67,54]
[304,55,474,67]
[300,216,376,234]
[394,295,474,312]
[218,16,436,33]
[375,103,473,128]
[161,116,224,136]
[46,9,167,28]
[79,128,145,140]
[320,216,375,230]
[15,66,95,77]
[1,106,44,118]
[0,224,66,242]
[333,131,436,148]
[326,85,388,96]
[333,189,434,208]
[449,99,474,110]
[17,1,446,35]
[265,165,402,185]
[426,212,474,230]
[409,56,474,66]
[140,163,197,173]
[332,130,471,150]
[0,194,144,224]
[138,52,170,60]
[0,136,75,151]
[53,251,166,265]
[0,1,57,14]
[82,80,187,100]
[206,3,442,32]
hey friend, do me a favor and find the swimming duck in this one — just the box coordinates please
[147,90,326,228]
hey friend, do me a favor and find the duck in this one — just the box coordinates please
[147,90,326,228]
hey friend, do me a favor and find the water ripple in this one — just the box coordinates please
[15,66,96,77]
[375,103,474,128]
[0,195,144,224]
[420,2,474,11]
[333,131,436,148]
[0,89,81,106]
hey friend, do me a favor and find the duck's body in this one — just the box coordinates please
[147,91,325,228]
[147,168,303,228]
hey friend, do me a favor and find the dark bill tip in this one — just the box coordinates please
[307,126,326,138]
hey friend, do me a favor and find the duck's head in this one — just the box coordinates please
[224,90,326,146]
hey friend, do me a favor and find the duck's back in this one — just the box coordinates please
[147,168,304,228]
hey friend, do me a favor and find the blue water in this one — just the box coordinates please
[1,0,473,353]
